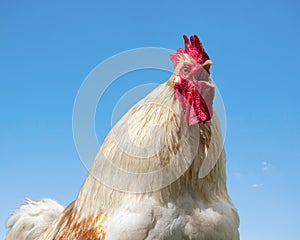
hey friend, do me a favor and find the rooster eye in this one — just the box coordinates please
[183,68,189,73]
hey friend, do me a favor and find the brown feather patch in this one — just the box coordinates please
[54,207,107,240]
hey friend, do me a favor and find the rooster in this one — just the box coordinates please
[6,35,240,240]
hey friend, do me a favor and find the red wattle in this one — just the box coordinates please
[174,79,214,126]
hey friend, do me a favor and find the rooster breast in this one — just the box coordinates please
[105,194,239,240]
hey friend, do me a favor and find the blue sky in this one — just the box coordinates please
[1,0,300,239]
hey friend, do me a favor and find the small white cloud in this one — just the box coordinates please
[262,161,268,171]
[251,183,263,189]
[233,172,242,180]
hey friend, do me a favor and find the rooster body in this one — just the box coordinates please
[6,35,239,240]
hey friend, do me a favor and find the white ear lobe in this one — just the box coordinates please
[174,76,180,83]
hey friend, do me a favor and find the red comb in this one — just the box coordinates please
[170,34,210,67]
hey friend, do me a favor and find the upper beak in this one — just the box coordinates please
[202,60,213,74]
[195,60,213,82]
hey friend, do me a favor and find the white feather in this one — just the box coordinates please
[6,198,64,240]
[105,194,239,240]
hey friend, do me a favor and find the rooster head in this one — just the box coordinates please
[170,35,215,126]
